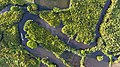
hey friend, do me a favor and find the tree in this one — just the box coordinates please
[27,40,37,49]
[53,7,60,12]
[27,4,38,14]
[96,55,104,61]
[11,0,25,5]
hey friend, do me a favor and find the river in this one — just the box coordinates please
[0,0,112,67]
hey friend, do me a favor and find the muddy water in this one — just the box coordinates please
[34,0,70,10]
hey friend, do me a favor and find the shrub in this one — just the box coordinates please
[96,55,104,61]
[27,40,37,49]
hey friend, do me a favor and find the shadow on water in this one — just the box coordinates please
[37,5,52,11]
[61,51,80,67]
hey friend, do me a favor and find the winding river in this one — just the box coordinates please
[0,0,112,67]
[18,11,67,67]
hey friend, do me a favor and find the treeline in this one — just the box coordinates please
[39,0,106,44]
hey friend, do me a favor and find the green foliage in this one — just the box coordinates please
[24,20,68,55]
[11,0,25,5]
[40,0,106,44]
[0,6,40,67]
[0,24,40,67]
[40,11,61,28]
[0,10,23,30]
[53,7,60,12]
[53,52,71,67]
[0,0,10,10]
[96,55,104,61]
[62,23,78,39]
[10,6,22,11]
[24,20,71,66]
[96,0,120,66]
[27,40,37,49]
[100,0,120,56]
[27,3,38,15]
[0,0,34,10]
[80,56,85,67]
[41,58,56,67]
[114,56,120,64]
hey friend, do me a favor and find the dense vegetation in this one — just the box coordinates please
[27,3,38,15]
[0,25,40,67]
[23,20,100,67]
[0,0,34,10]
[1,0,120,67]
[24,20,68,55]
[40,0,106,44]
[24,20,72,67]
[0,7,40,67]
[94,0,120,66]
[0,6,23,30]
[100,0,120,55]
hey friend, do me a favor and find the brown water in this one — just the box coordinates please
[35,0,70,10]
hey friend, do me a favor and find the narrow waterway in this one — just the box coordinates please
[0,5,11,14]
[84,0,111,67]
[94,0,111,45]
[18,11,66,67]
[18,0,111,66]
